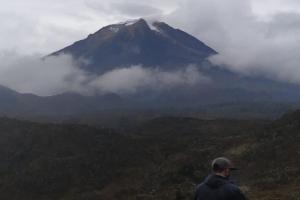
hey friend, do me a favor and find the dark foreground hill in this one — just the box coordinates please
[0,110,300,199]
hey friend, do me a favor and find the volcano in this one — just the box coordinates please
[0,18,299,120]
[51,18,217,73]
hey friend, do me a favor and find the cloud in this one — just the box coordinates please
[163,0,300,84]
[2,0,300,85]
[0,53,210,96]
[0,0,178,54]
[0,52,90,96]
[99,2,163,18]
[89,65,210,95]
[0,0,127,55]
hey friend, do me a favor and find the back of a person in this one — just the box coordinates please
[195,182,219,200]
[195,175,240,200]
[194,158,247,200]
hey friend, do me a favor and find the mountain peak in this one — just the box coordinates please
[105,18,150,32]
[51,19,217,74]
[131,18,148,26]
[116,18,147,26]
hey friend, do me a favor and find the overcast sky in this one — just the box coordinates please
[1,0,299,55]
[1,0,300,95]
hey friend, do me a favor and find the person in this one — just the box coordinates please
[194,157,247,200]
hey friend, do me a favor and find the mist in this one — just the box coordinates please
[0,53,210,96]
[163,0,300,84]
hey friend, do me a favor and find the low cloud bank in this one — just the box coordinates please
[89,65,210,94]
[164,0,300,84]
[0,53,210,96]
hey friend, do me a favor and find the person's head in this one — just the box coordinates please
[211,157,237,178]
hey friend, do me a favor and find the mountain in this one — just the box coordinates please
[0,19,299,121]
[51,18,217,73]
[50,19,300,103]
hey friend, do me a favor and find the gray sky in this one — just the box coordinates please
[0,0,177,54]
[1,0,300,95]
[1,0,299,55]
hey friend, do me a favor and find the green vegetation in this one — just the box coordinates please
[0,111,299,199]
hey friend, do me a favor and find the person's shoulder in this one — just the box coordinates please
[222,183,246,199]
[195,175,211,190]
[195,181,212,196]
[195,182,207,191]
[222,182,241,192]
[227,182,240,188]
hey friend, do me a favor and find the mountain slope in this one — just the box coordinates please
[52,19,217,73]
[0,110,300,199]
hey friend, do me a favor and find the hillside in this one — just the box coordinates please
[0,111,299,199]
